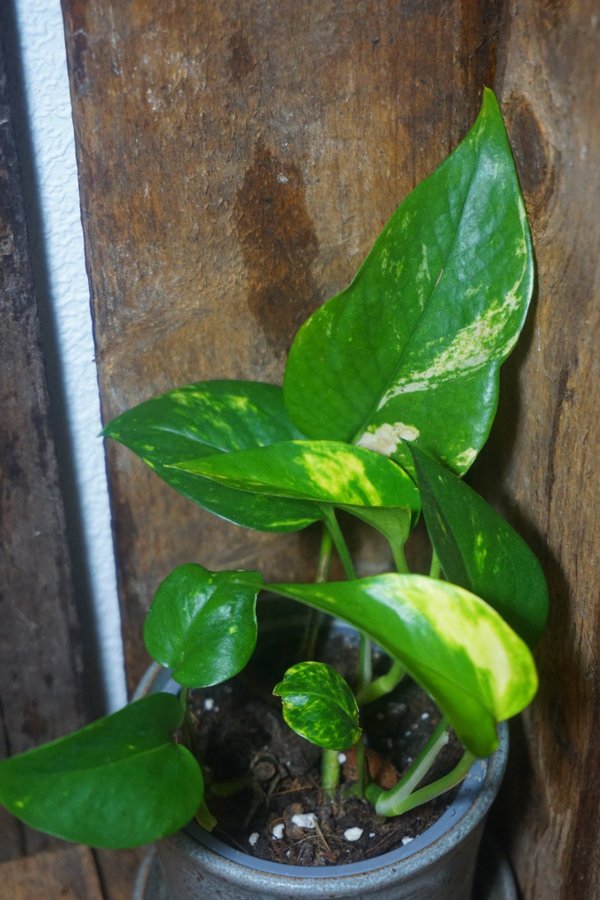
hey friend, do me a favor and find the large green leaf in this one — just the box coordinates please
[411,445,548,646]
[268,575,537,757]
[274,662,361,750]
[0,694,202,849]
[172,440,420,512]
[104,380,318,532]
[284,89,533,474]
[144,564,263,687]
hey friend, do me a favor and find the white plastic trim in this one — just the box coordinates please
[13,0,127,710]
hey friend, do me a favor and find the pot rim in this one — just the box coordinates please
[136,663,508,885]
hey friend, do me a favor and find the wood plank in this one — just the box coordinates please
[61,0,503,689]
[0,28,86,860]
[61,1,600,896]
[472,1,600,897]
[94,848,145,900]
[0,846,104,900]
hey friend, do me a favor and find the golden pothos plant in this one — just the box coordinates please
[0,89,547,849]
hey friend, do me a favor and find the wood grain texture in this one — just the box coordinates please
[62,1,599,895]
[62,0,500,687]
[472,2,600,897]
[0,34,86,860]
[0,846,104,900]
[94,848,145,900]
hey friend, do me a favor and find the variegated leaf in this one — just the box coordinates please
[268,574,538,758]
[104,380,318,532]
[284,89,534,474]
[171,440,420,513]
[274,662,361,751]
[144,564,262,687]
[410,445,548,646]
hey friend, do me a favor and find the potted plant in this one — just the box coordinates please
[0,89,547,900]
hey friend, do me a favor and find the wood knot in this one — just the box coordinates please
[505,93,555,219]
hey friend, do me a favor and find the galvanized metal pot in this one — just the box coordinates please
[135,664,508,900]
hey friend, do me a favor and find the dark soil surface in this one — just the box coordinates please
[189,622,462,867]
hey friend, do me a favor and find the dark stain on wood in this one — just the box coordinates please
[228,30,256,82]
[505,91,554,216]
[235,139,321,357]
[60,4,600,893]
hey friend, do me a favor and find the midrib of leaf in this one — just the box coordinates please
[15,742,178,778]
[143,423,230,455]
[420,491,470,586]
[176,589,253,667]
[284,687,353,713]
[349,150,485,446]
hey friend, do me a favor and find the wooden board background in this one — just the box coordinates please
[0,31,86,860]
[60,1,599,897]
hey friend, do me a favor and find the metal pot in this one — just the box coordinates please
[135,663,508,900]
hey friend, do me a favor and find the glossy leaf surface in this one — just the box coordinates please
[268,574,537,757]
[104,380,318,532]
[284,89,533,473]
[411,445,548,646]
[274,662,361,751]
[0,694,202,848]
[172,440,420,512]
[144,564,262,687]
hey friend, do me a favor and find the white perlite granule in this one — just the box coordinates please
[343,827,363,842]
[248,832,259,847]
[401,836,414,845]
[272,823,285,839]
[291,813,318,829]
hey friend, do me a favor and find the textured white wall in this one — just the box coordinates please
[13,0,127,709]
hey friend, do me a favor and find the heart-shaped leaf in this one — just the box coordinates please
[274,661,361,750]
[410,445,548,646]
[172,440,420,513]
[268,574,537,758]
[144,564,263,687]
[284,89,534,474]
[0,694,202,849]
[104,380,318,532]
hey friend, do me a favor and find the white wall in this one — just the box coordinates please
[12,0,127,710]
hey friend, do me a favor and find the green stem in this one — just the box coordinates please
[180,686,189,713]
[357,659,406,705]
[179,686,196,754]
[195,798,218,832]
[391,539,410,574]
[376,748,475,817]
[355,738,366,798]
[300,527,333,659]
[321,748,341,793]
[320,507,372,693]
[368,716,450,816]
[320,506,356,580]
[429,549,442,580]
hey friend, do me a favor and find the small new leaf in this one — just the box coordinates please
[144,564,262,687]
[274,662,361,751]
